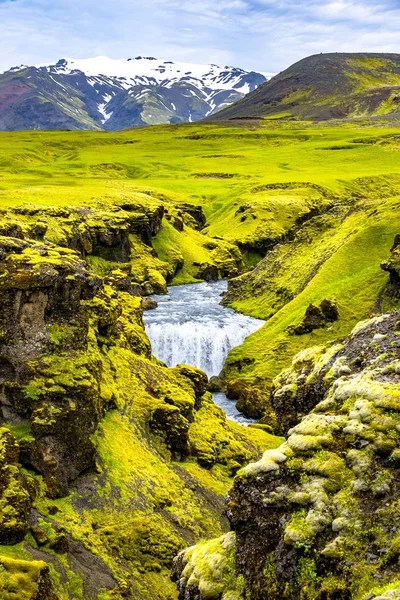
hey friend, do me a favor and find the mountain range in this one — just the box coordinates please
[4,52,400,132]
[0,56,272,131]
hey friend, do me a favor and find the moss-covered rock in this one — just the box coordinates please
[0,555,59,600]
[292,300,339,335]
[0,223,282,598]
[174,365,209,403]
[0,428,31,544]
[174,310,400,600]
[172,532,244,600]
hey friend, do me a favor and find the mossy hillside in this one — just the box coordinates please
[222,194,400,419]
[0,405,277,600]
[152,218,243,283]
[0,196,243,289]
[208,53,400,121]
[0,234,280,599]
[189,393,281,472]
[174,310,400,599]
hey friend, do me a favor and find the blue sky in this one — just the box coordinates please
[1,0,400,72]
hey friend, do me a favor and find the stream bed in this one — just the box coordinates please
[143,280,264,424]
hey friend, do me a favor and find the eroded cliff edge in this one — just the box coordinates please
[173,309,400,599]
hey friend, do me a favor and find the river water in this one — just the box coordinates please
[143,280,264,424]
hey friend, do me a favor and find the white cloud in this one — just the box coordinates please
[1,0,400,73]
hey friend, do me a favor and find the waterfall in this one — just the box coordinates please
[143,280,264,378]
[145,319,261,377]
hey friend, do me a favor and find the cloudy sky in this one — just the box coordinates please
[1,0,400,73]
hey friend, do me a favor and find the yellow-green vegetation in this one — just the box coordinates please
[0,429,31,546]
[221,177,400,418]
[174,311,400,599]
[0,119,400,599]
[172,532,245,600]
[1,123,400,278]
[0,556,54,600]
[0,212,278,598]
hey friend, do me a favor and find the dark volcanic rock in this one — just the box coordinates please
[293,299,339,335]
[0,238,103,497]
[150,405,190,459]
[381,233,400,297]
[177,204,207,230]
[142,297,158,310]
[207,375,227,393]
[195,263,219,282]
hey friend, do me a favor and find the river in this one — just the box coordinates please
[143,280,264,424]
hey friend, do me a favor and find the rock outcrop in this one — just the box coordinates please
[292,300,339,335]
[0,428,31,544]
[381,234,400,298]
[173,310,400,599]
[0,238,102,497]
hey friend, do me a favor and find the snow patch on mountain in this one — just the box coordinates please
[34,56,274,92]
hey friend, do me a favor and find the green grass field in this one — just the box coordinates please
[2,122,400,221]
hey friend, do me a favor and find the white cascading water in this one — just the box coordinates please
[143,280,264,424]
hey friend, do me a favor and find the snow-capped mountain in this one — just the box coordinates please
[0,56,273,131]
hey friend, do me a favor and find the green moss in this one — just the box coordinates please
[0,556,51,600]
[295,557,319,600]
[176,532,244,600]
[6,424,33,441]
[189,394,281,473]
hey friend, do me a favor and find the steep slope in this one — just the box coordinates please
[221,191,400,419]
[209,52,400,122]
[173,309,400,599]
[0,56,270,131]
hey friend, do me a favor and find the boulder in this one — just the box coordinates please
[174,365,208,400]
[150,404,190,459]
[207,375,227,393]
[142,297,158,310]
[293,299,338,335]
[195,263,219,282]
